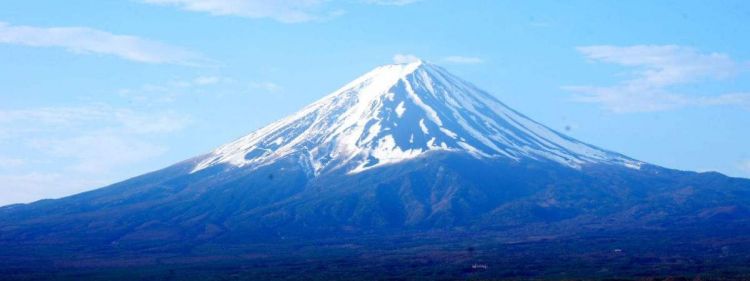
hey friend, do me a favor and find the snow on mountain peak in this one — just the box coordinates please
[192,61,641,175]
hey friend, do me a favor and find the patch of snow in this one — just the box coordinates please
[395,101,406,118]
[419,119,429,134]
[624,161,642,170]
[440,128,458,139]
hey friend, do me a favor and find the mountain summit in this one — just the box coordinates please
[195,61,639,175]
[1,61,749,280]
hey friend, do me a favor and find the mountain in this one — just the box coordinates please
[192,60,639,176]
[1,60,750,280]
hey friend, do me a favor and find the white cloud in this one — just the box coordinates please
[249,81,282,92]
[115,110,191,134]
[0,106,108,128]
[118,76,232,104]
[565,45,750,113]
[0,157,25,169]
[170,76,230,88]
[739,160,750,175]
[142,0,421,22]
[364,0,422,6]
[0,21,207,65]
[193,76,223,85]
[562,84,692,112]
[0,105,190,135]
[393,54,482,65]
[577,45,737,85]
[698,92,750,108]
[441,55,483,64]
[142,0,341,23]
[0,104,190,206]
[393,53,420,64]
[30,131,168,173]
[0,172,108,206]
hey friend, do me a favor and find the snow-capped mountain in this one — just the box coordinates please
[194,60,640,175]
[3,60,750,280]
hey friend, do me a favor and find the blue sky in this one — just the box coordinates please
[1,0,749,205]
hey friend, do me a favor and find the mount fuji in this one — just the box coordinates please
[193,60,640,176]
[2,60,750,280]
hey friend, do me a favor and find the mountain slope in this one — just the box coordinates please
[1,60,749,280]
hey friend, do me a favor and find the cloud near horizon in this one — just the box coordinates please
[0,105,191,205]
[565,45,750,113]
[739,159,750,175]
[0,22,207,65]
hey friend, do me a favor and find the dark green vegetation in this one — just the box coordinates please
[1,152,750,280]
[2,230,749,280]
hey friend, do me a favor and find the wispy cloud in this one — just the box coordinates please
[170,76,231,88]
[392,54,483,65]
[0,172,108,206]
[393,53,420,64]
[0,105,190,135]
[249,81,282,92]
[441,55,483,64]
[0,156,25,169]
[118,75,232,104]
[739,160,750,175]
[364,0,422,6]
[142,0,422,23]
[0,21,207,65]
[565,45,750,113]
[29,131,168,173]
[142,0,343,23]
[0,104,191,205]
[192,76,224,85]
[115,110,191,134]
